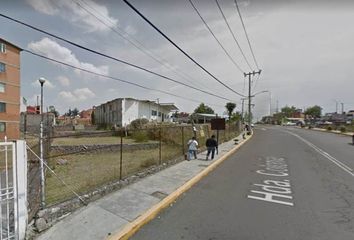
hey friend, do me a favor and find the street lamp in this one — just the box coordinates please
[251,90,272,117]
[38,77,46,208]
[39,77,46,121]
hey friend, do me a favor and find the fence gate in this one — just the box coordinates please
[0,141,27,240]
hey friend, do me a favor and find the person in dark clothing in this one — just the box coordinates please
[205,135,218,160]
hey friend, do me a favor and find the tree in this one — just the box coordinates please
[65,107,79,117]
[230,112,242,122]
[48,105,59,117]
[72,108,79,116]
[305,105,322,118]
[194,103,215,114]
[281,105,297,118]
[65,108,72,117]
[225,102,236,121]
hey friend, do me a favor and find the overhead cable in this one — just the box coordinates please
[74,0,210,91]
[123,0,246,98]
[0,13,233,101]
[215,0,253,71]
[188,0,244,74]
[23,49,229,107]
[234,0,260,70]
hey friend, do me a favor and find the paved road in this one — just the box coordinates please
[131,126,354,240]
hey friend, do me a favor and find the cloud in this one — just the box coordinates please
[31,79,55,89]
[58,88,95,102]
[26,0,58,15]
[28,38,109,76]
[26,0,118,33]
[124,25,137,35]
[57,76,70,87]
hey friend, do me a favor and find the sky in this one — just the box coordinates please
[1,0,354,120]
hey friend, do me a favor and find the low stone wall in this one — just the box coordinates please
[28,155,184,238]
[50,143,159,155]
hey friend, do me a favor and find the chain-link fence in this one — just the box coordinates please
[26,122,241,207]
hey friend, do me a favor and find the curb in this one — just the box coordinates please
[302,127,354,137]
[107,134,253,240]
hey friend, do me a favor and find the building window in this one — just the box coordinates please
[151,110,157,116]
[0,83,4,93]
[0,122,5,132]
[0,43,5,53]
[0,63,5,73]
[158,112,161,117]
[0,102,6,112]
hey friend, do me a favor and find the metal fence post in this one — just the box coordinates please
[120,134,123,180]
[159,127,162,165]
[39,122,45,208]
[181,126,185,156]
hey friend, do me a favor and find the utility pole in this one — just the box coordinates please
[276,100,279,113]
[341,102,344,114]
[241,98,246,122]
[244,70,262,127]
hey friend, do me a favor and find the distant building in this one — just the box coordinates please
[322,112,347,124]
[94,98,178,127]
[26,105,40,114]
[192,113,218,124]
[292,109,304,119]
[78,108,93,125]
[0,38,22,140]
[347,110,354,123]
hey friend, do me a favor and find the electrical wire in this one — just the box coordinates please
[234,0,260,70]
[188,0,244,74]
[0,13,235,101]
[215,0,253,71]
[23,49,228,107]
[123,0,246,98]
[74,0,211,92]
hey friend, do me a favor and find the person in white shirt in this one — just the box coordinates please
[187,136,198,160]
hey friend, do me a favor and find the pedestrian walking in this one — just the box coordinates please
[205,135,218,160]
[187,136,198,160]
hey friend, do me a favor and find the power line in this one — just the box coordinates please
[0,13,234,101]
[188,0,244,74]
[215,0,253,71]
[23,49,226,108]
[234,0,260,70]
[74,0,211,92]
[123,0,246,98]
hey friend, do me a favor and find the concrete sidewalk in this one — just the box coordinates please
[37,134,248,240]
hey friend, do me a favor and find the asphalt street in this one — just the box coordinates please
[131,126,354,240]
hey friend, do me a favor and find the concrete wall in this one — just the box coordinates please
[94,99,123,127]
[122,99,139,126]
[20,113,55,134]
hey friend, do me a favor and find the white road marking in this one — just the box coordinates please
[285,130,354,177]
[248,157,294,206]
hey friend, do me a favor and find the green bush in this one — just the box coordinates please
[308,125,313,129]
[131,131,149,142]
[340,126,346,133]
[129,118,149,129]
[326,126,332,131]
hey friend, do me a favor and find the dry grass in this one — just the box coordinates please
[45,144,180,205]
[45,125,240,205]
